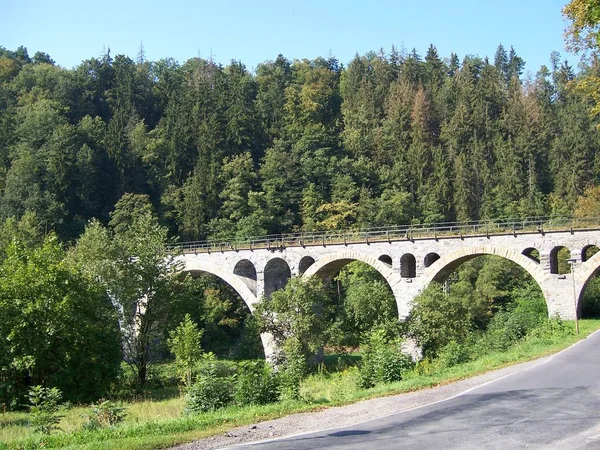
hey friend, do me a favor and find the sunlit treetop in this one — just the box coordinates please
[563,0,600,56]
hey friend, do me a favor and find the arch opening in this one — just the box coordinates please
[580,268,600,318]
[417,255,548,358]
[332,260,399,348]
[400,253,416,278]
[550,246,571,274]
[298,256,316,275]
[522,247,540,264]
[264,257,291,298]
[233,259,257,296]
[300,256,399,353]
[378,254,393,267]
[179,270,264,359]
[582,245,599,262]
[424,252,440,268]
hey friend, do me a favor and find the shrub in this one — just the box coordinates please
[168,314,204,388]
[358,328,413,389]
[407,283,471,357]
[529,316,571,339]
[83,399,126,430]
[482,300,545,351]
[277,337,308,401]
[436,340,473,368]
[28,386,62,434]
[234,361,279,406]
[184,354,233,414]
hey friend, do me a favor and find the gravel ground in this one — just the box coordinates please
[171,356,549,450]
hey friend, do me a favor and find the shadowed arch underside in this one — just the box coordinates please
[233,259,257,296]
[264,257,291,298]
[178,257,258,311]
[302,250,397,286]
[424,245,546,285]
[421,245,549,307]
[574,251,600,312]
[522,247,540,264]
[298,256,316,275]
[177,256,275,358]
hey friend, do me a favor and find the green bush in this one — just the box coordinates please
[277,337,308,401]
[184,354,233,414]
[185,377,233,414]
[83,399,126,430]
[529,316,571,339]
[436,340,472,368]
[234,361,279,406]
[358,329,413,389]
[28,386,63,434]
[482,299,545,351]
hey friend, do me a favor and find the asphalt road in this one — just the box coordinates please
[224,331,600,450]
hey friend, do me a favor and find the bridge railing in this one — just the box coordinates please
[171,216,600,254]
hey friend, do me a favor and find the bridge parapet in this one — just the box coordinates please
[173,217,600,255]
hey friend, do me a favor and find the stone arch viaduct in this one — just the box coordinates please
[174,219,600,357]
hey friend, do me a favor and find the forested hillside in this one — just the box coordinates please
[0,44,597,242]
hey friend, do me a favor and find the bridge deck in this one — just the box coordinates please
[173,217,600,254]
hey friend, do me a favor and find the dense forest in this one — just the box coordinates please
[0,43,598,243]
[2,39,600,416]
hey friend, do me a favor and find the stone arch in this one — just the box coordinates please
[400,253,416,278]
[179,256,258,310]
[233,259,257,296]
[582,244,600,262]
[421,245,548,308]
[176,255,273,359]
[424,252,440,268]
[378,254,393,267]
[302,250,396,286]
[298,256,316,275]
[302,250,401,319]
[522,247,540,264]
[264,257,291,298]
[550,246,571,274]
[574,251,600,313]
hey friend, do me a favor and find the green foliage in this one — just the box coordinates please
[184,354,234,414]
[256,277,331,365]
[0,235,121,407]
[407,283,472,357]
[233,361,279,406]
[168,314,204,388]
[69,194,183,388]
[83,400,126,431]
[358,328,413,389]
[28,386,62,434]
[333,261,399,347]
[436,340,472,368]
[0,42,597,243]
[582,276,600,318]
[277,337,308,401]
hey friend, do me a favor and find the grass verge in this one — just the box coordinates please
[2,319,598,450]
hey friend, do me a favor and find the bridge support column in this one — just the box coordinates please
[540,250,551,273]
[256,270,265,300]
[391,278,430,320]
[259,332,277,362]
[542,276,582,320]
[391,280,427,361]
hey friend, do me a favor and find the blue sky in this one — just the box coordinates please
[3,0,576,74]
